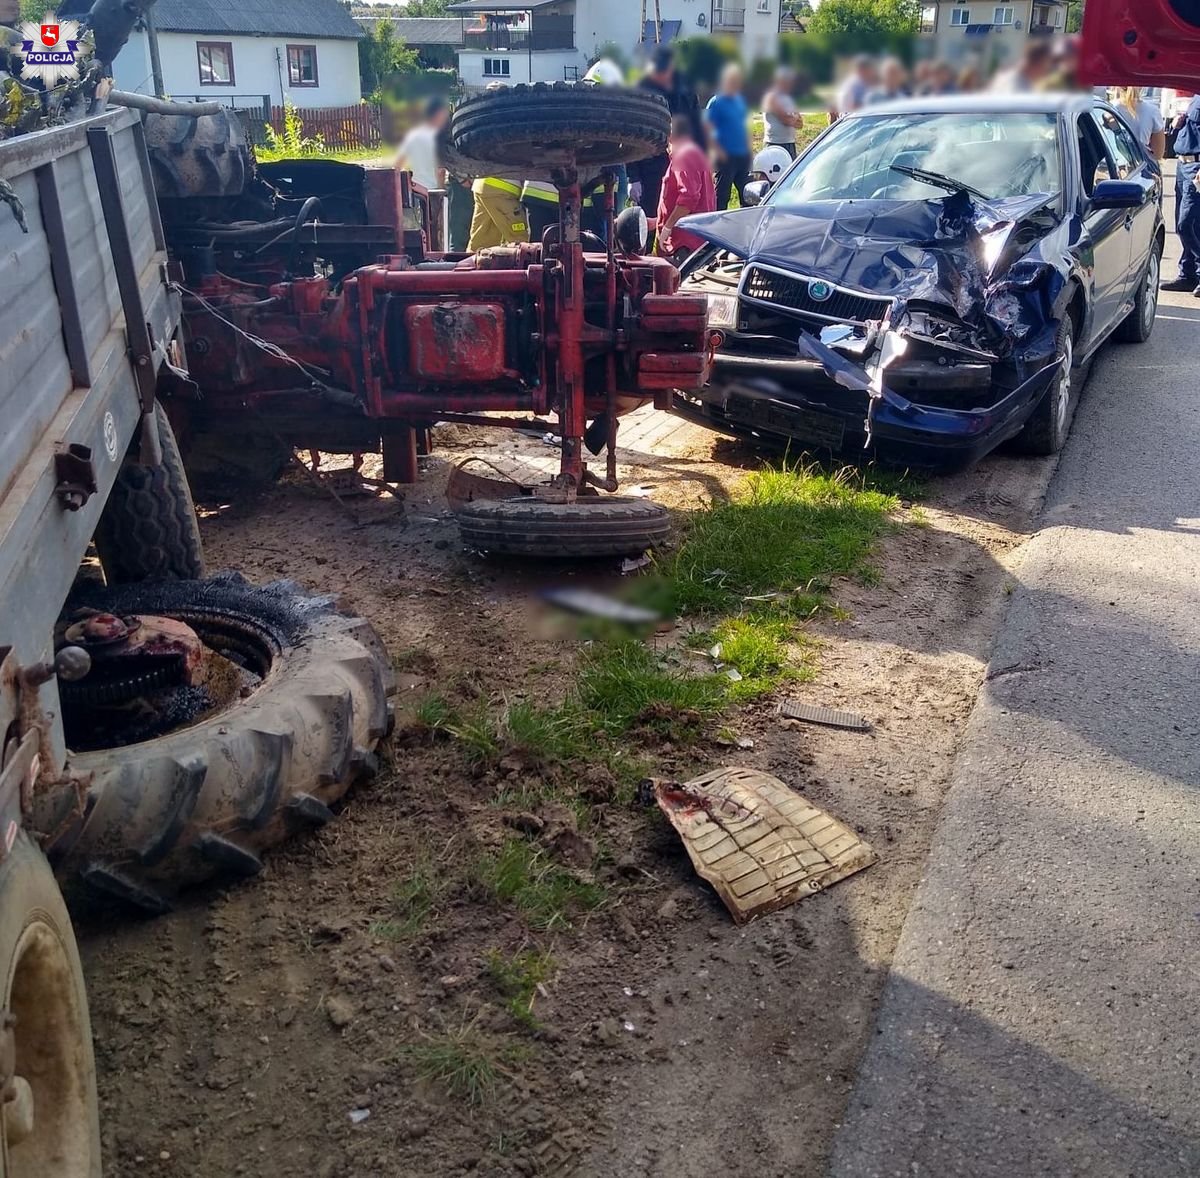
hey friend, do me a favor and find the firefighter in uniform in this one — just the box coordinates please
[1163,93,1200,296]
[467,176,527,252]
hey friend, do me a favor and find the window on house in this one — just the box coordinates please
[756,0,771,13]
[287,44,319,87]
[993,5,1015,23]
[1054,8,1063,26]
[483,57,510,77]
[950,8,971,26]
[197,41,234,85]
[920,5,938,32]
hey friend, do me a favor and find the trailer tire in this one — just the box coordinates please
[0,832,101,1176]
[456,496,672,557]
[143,108,251,200]
[93,403,205,584]
[37,574,395,915]
[450,83,670,170]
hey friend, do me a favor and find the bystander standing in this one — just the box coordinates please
[706,64,751,210]
[657,114,716,264]
[1163,94,1200,296]
[763,66,803,159]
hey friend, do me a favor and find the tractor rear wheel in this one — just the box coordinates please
[450,83,670,171]
[455,496,672,558]
[36,574,394,915]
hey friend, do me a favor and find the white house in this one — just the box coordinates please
[447,0,782,89]
[108,0,364,110]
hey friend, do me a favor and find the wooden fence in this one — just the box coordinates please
[269,104,384,152]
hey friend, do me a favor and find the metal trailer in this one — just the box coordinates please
[0,107,181,1174]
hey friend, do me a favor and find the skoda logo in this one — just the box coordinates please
[808,280,834,303]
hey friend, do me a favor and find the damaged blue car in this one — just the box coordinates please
[676,95,1164,469]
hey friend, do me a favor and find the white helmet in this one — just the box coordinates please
[584,58,623,87]
[752,145,792,185]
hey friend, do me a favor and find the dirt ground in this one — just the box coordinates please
[76,411,1054,1178]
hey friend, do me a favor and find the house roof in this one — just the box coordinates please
[146,0,365,40]
[357,16,464,44]
[447,0,562,12]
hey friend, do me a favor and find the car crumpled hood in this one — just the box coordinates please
[681,191,1061,320]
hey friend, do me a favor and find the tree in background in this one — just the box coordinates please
[1067,0,1086,34]
[403,0,454,15]
[806,0,920,53]
[359,20,420,100]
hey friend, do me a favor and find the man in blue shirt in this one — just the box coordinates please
[1163,94,1200,295]
[705,64,751,210]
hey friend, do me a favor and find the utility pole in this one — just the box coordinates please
[145,6,165,97]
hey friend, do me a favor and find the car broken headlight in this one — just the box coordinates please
[706,292,740,330]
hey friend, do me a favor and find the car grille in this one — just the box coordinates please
[740,265,892,325]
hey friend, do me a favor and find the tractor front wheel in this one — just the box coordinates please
[455,496,672,558]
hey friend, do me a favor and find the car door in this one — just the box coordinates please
[1090,105,1160,297]
[1075,113,1134,337]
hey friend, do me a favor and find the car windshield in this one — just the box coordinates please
[769,111,1062,206]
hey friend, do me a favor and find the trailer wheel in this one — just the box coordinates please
[450,83,670,170]
[456,496,672,557]
[36,574,394,915]
[93,403,205,584]
[0,832,100,1177]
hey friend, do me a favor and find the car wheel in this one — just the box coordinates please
[1115,242,1162,344]
[1016,313,1075,457]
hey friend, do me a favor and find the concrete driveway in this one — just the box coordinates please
[831,168,1200,1175]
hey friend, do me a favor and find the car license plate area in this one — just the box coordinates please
[730,394,846,449]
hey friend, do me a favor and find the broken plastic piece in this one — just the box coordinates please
[777,701,871,731]
[652,768,876,924]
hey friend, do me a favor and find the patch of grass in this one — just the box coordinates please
[503,700,591,764]
[485,949,555,1029]
[447,705,502,766]
[469,839,605,931]
[400,1022,525,1105]
[413,692,454,734]
[370,858,448,942]
[577,638,727,736]
[711,614,816,698]
[659,460,901,615]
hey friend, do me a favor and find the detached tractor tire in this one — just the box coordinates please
[450,82,670,171]
[37,574,395,915]
[142,108,251,200]
[456,496,672,557]
[0,832,101,1177]
[93,402,205,584]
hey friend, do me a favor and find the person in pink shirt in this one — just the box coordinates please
[656,114,716,264]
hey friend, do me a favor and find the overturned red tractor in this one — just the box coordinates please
[151,85,712,554]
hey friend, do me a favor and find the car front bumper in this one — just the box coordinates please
[677,348,1059,471]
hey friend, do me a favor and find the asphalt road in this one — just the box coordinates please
[831,169,1200,1176]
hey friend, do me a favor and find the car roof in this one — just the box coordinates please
[844,93,1094,119]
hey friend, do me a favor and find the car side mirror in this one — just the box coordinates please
[741,180,771,207]
[1090,179,1145,210]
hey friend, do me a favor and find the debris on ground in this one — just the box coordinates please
[778,700,872,732]
[651,767,877,924]
[541,587,660,625]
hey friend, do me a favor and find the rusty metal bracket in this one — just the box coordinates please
[54,444,97,511]
[87,126,158,419]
